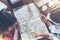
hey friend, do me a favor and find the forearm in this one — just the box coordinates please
[34,32,49,38]
[39,33,49,37]
[45,20,53,27]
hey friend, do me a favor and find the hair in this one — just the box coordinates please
[50,8,60,23]
[0,11,17,32]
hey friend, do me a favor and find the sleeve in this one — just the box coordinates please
[0,1,7,11]
[49,34,59,40]
[49,25,56,33]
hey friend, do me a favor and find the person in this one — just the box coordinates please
[0,10,21,40]
[41,8,60,38]
[34,5,60,40]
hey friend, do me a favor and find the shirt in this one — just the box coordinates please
[49,24,60,33]
[49,25,60,38]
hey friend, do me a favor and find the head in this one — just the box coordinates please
[50,8,60,23]
[0,11,17,33]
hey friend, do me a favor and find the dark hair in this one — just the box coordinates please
[0,11,17,32]
[50,8,60,23]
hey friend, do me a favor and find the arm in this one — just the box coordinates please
[45,20,53,27]
[33,32,49,38]
[41,15,56,33]
[41,15,53,27]
[33,15,52,38]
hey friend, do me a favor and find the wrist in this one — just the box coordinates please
[45,20,52,26]
[44,20,49,23]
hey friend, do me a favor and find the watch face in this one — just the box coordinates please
[7,0,24,8]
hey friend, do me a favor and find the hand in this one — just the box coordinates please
[33,32,41,37]
[41,14,52,26]
[41,14,47,23]
[33,32,49,38]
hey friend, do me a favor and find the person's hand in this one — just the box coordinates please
[41,14,47,23]
[33,32,41,37]
[41,14,52,26]
[33,32,49,38]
